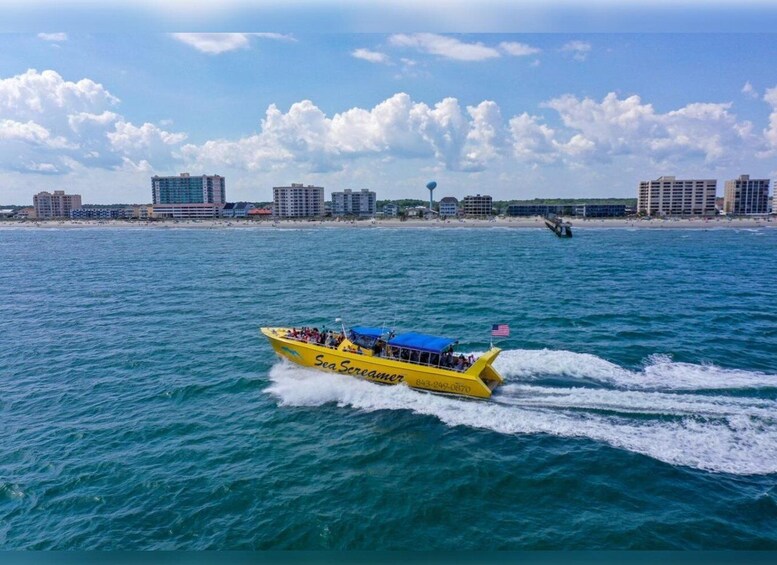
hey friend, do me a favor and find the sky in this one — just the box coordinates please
[3,2,777,204]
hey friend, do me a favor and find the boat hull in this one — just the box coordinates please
[261,327,502,399]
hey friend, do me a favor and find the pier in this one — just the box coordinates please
[544,214,573,237]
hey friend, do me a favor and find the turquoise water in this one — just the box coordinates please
[1,225,776,549]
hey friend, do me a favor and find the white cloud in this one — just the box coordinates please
[0,69,186,175]
[37,32,67,42]
[542,92,753,165]
[0,69,118,117]
[0,119,71,148]
[107,121,187,168]
[742,81,758,98]
[171,33,251,54]
[760,86,777,154]
[560,40,592,61]
[388,33,500,61]
[253,33,297,42]
[508,113,559,163]
[180,89,766,175]
[352,48,390,64]
[499,41,541,57]
[182,93,508,173]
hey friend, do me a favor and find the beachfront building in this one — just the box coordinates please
[151,203,225,219]
[151,173,225,218]
[70,207,130,220]
[405,206,434,218]
[248,208,273,219]
[331,188,376,217]
[438,196,459,217]
[637,176,716,216]
[381,203,398,217]
[221,202,256,218]
[507,204,566,217]
[273,183,324,218]
[574,204,627,218]
[33,190,82,219]
[461,194,493,217]
[723,175,770,215]
[152,173,225,205]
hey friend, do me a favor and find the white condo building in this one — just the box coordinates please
[723,175,770,215]
[331,188,376,217]
[273,183,325,218]
[637,176,716,216]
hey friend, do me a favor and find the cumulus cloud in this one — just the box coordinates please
[499,41,541,57]
[0,69,186,175]
[182,93,510,173]
[389,33,500,61]
[179,90,767,174]
[542,92,752,165]
[2,68,773,187]
[0,69,118,118]
[352,48,390,64]
[560,40,592,61]
[37,32,67,42]
[760,86,777,154]
[171,33,251,54]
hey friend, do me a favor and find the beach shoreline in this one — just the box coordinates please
[0,216,774,230]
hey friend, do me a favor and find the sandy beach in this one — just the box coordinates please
[1,216,774,230]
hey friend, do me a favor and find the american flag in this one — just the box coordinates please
[491,324,510,337]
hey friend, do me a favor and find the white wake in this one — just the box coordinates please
[265,349,777,476]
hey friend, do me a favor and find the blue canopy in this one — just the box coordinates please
[388,332,456,353]
[350,326,388,339]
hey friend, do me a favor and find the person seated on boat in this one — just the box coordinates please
[456,355,466,371]
[430,353,440,366]
[372,340,384,356]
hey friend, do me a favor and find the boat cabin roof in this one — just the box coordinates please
[388,332,456,354]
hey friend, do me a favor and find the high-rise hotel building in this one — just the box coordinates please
[637,176,716,216]
[331,188,376,217]
[273,183,324,218]
[723,175,770,215]
[33,190,82,219]
[151,173,225,218]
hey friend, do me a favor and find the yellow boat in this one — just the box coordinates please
[261,325,504,399]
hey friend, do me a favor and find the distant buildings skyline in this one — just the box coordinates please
[23,171,775,219]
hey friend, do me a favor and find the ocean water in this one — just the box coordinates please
[1,224,776,550]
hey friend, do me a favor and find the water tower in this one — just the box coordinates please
[426,181,437,214]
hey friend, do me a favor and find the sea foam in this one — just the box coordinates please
[266,351,777,476]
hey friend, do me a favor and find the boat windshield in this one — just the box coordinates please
[349,326,389,348]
